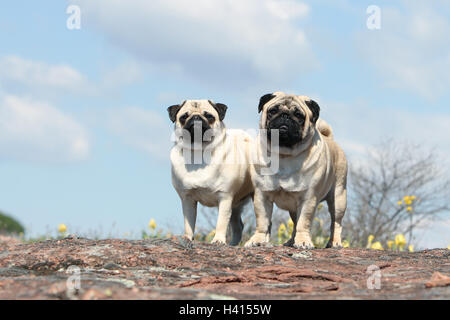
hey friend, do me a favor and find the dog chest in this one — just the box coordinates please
[184,188,220,207]
[269,189,303,212]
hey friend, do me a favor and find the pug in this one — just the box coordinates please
[168,100,254,245]
[245,92,348,249]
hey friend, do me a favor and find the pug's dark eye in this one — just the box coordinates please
[268,107,279,115]
[203,112,215,122]
[294,110,304,120]
[179,113,189,124]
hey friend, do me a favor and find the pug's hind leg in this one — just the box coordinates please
[325,196,336,248]
[326,187,347,248]
[229,204,245,246]
[283,211,297,247]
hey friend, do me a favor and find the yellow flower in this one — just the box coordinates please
[395,233,406,244]
[206,229,215,241]
[366,234,375,248]
[403,196,416,204]
[408,245,414,252]
[387,240,394,249]
[406,207,413,212]
[278,223,287,239]
[397,200,403,206]
[314,236,326,247]
[287,218,294,234]
[371,241,384,250]
[58,224,67,234]
[395,234,406,250]
[194,233,203,241]
[148,219,156,230]
[342,240,350,248]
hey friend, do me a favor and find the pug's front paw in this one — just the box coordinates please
[294,234,314,249]
[211,236,227,246]
[244,232,270,247]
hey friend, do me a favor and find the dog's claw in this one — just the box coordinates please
[244,240,261,248]
[175,236,193,249]
[283,238,295,247]
[244,232,270,248]
[326,241,343,249]
[211,237,227,246]
[293,241,315,250]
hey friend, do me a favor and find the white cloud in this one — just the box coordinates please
[0,95,89,163]
[73,0,316,88]
[106,106,172,159]
[0,55,145,98]
[100,60,144,90]
[0,55,90,95]
[356,2,450,99]
[0,55,148,164]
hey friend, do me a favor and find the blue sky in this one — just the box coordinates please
[0,0,449,247]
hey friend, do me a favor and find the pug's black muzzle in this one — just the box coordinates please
[184,115,211,144]
[267,113,302,147]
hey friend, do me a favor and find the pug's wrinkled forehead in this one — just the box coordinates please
[273,94,302,109]
[262,92,305,108]
[182,100,217,113]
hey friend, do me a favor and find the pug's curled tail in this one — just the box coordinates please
[317,119,333,139]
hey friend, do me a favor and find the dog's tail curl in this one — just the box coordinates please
[317,119,333,139]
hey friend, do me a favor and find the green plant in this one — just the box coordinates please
[0,211,25,235]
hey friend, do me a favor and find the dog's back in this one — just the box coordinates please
[318,119,347,189]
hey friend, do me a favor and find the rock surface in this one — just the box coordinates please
[0,236,448,299]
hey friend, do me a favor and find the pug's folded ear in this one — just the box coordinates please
[167,104,182,123]
[305,99,320,124]
[258,93,276,113]
[208,100,227,121]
